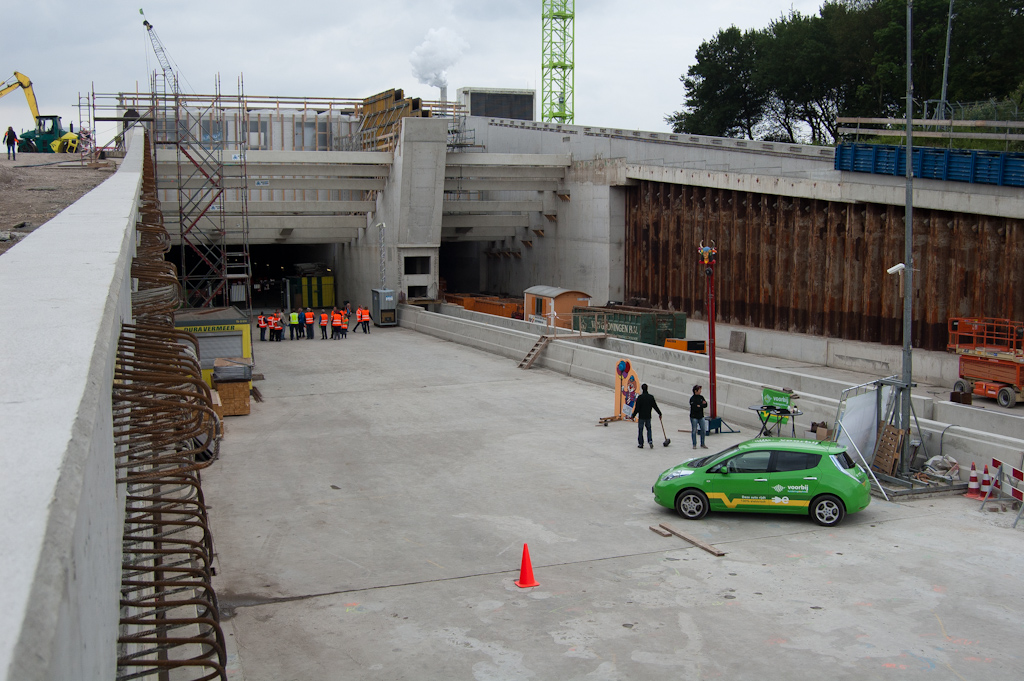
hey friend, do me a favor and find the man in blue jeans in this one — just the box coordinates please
[689,384,709,449]
[633,384,662,449]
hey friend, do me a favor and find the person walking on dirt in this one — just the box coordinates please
[4,127,16,160]
[633,384,662,449]
[689,384,709,449]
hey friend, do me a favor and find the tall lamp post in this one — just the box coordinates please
[901,0,915,474]
[699,242,718,421]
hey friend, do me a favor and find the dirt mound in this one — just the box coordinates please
[0,165,14,185]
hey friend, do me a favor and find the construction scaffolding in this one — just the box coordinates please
[156,73,249,311]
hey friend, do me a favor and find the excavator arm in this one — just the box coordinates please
[0,72,40,121]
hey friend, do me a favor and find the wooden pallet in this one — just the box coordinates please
[518,335,553,369]
[871,423,906,476]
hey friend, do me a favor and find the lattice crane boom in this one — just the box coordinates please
[141,10,176,92]
[541,0,575,124]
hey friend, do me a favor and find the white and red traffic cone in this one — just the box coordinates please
[965,462,982,499]
[980,465,992,498]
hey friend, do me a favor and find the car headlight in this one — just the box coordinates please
[662,469,694,482]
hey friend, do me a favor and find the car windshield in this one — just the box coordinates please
[685,445,739,469]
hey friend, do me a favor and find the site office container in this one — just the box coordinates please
[525,286,591,329]
[572,305,686,346]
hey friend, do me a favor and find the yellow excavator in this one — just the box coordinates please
[0,71,78,153]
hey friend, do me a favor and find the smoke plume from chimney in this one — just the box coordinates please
[410,27,468,90]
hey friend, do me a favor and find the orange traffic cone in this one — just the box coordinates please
[514,543,539,588]
[965,462,982,499]
[980,465,992,498]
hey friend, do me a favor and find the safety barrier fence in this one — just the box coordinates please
[114,129,226,680]
[980,457,1024,529]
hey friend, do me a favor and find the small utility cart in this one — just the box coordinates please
[948,317,1024,408]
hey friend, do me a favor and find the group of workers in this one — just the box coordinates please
[257,303,373,342]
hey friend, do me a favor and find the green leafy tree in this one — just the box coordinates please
[666,26,766,138]
[756,10,845,143]
[667,0,1024,142]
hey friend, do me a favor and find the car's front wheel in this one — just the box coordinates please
[675,489,709,520]
[810,494,846,527]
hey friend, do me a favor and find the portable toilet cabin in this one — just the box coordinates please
[524,286,591,329]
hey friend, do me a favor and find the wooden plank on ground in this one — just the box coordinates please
[649,525,672,537]
[659,523,726,556]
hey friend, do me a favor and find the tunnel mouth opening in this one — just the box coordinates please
[169,243,338,312]
[439,241,486,297]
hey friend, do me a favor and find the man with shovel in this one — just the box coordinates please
[633,384,663,449]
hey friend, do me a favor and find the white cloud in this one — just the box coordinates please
[0,0,826,141]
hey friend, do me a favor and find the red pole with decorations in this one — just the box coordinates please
[699,242,718,420]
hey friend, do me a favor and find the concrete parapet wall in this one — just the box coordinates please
[0,130,144,679]
[685,319,960,388]
[400,304,1023,481]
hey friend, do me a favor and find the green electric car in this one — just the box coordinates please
[653,438,871,527]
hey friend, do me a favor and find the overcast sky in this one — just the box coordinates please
[3,0,825,144]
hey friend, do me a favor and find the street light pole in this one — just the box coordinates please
[902,0,915,475]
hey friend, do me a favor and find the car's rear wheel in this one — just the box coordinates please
[675,489,709,520]
[810,494,845,527]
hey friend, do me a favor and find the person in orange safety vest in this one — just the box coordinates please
[257,312,268,341]
[357,306,372,334]
[319,309,329,339]
[270,310,283,342]
[304,308,315,339]
[340,310,349,339]
[331,309,343,340]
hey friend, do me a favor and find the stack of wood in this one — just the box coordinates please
[214,380,250,416]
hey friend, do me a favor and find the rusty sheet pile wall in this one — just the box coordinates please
[625,180,1024,352]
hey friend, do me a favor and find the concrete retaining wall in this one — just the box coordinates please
[401,304,1024,482]
[0,130,143,679]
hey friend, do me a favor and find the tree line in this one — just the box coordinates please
[666,0,1024,144]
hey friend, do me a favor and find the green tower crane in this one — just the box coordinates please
[541,0,574,124]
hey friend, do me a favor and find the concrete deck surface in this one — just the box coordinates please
[205,325,1024,680]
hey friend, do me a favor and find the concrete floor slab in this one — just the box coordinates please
[205,326,1024,680]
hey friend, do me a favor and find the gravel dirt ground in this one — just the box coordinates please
[0,156,117,256]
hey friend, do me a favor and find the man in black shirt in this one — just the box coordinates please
[633,384,662,449]
[689,384,709,449]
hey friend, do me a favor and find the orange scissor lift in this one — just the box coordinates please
[947,318,1024,408]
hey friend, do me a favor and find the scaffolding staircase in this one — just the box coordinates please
[518,335,553,369]
[141,14,252,312]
